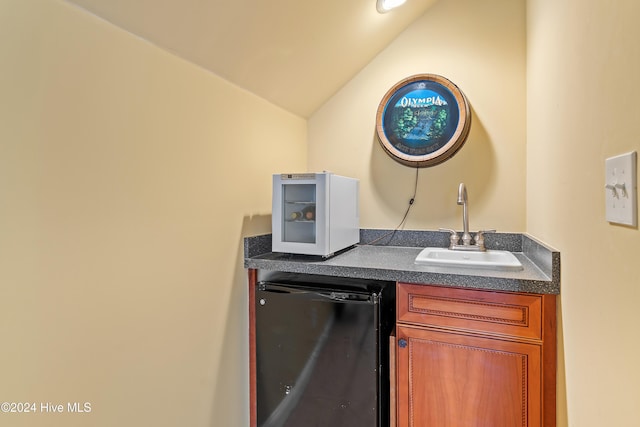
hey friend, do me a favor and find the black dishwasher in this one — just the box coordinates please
[255,273,395,427]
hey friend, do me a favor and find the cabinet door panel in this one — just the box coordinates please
[396,325,541,427]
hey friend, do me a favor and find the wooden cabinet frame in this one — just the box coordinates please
[395,283,556,427]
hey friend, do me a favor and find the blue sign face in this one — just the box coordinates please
[381,80,461,156]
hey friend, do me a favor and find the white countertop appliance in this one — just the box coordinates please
[272,172,359,256]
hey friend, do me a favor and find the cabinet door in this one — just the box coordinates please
[396,325,541,427]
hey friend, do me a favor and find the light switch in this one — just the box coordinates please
[605,151,637,226]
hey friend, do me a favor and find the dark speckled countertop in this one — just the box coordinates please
[244,229,560,294]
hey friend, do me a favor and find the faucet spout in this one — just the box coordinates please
[457,182,467,204]
[442,182,495,251]
[457,183,472,245]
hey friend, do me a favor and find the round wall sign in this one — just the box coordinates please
[376,74,471,167]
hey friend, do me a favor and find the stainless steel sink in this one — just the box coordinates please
[414,247,523,271]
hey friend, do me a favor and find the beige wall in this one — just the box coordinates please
[0,1,306,426]
[527,0,640,426]
[309,0,527,232]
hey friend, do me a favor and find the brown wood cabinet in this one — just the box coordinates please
[394,283,556,427]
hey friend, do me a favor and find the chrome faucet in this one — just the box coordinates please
[440,182,495,251]
[457,183,472,246]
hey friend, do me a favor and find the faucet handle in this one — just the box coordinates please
[438,228,460,248]
[474,229,496,250]
[438,228,458,236]
[477,229,496,235]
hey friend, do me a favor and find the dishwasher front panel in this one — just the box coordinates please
[255,282,381,427]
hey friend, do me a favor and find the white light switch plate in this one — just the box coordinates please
[605,151,637,226]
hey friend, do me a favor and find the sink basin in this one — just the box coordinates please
[415,247,523,271]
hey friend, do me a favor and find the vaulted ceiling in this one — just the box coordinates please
[66,0,436,117]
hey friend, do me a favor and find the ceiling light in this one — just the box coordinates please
[376,0,407,13]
